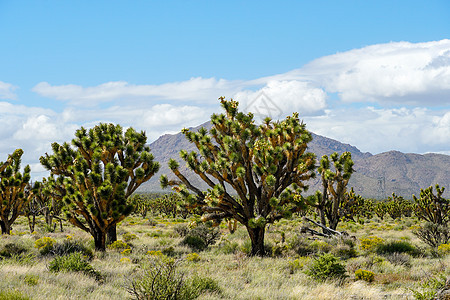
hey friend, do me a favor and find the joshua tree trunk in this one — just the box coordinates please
[93,228,107,251]
[107,226,117,245]
[0,220,11,235]
[247,226,266,256]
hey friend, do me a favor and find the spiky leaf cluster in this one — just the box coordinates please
[0,149,31,234]
[162,97,316,228]
[40,123,159,248]
[413,185,449,225]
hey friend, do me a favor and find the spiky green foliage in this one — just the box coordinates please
[385,193,413,220]
[312,152,354,231]
[413,185,448,225]
[40,123,159,250]
[0,149,31,234]
[161,97,316,256]
[413,185,450,247]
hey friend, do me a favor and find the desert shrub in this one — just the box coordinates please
[287,258,307,274]
[180,224,220,251]
[288,235,320,256]
[174,223,190,237]
[23,274,39,286]
[359,236,384,252]
[0,289,29,300]
[186,253,201,262]
[51,239,93,259]
[375,240,418,256]
[162,246,176,256]
[437,243,450,256]
[108,240,130,251]
[328,237,358,259]
[385,252,411,267]
[413,222,450,248]
[216,240,239,254]
[410,273,447,300]
[305,253,347,282]
[0,242,28,258]
[128,257,221,299]
[48,252,102,281]
[355,269,375,282]
[5,253,37,266]
[309,240,332,253]
[34,236,56,255]
[122,232,138,242]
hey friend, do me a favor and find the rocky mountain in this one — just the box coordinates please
[142,121,450,199]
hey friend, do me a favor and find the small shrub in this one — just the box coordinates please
[437,243,450,256]
[410,273,447,300]
[23,274,39,286]
[182,235,206,251]
[414,223,450,248]
[108,240,130,251]
[359,236,384,252]
[162,246,175,256]
[174,223,189,237]
[51,239,93,259]
[48,252,102,281]
[305,253,347,282]
[288,258,306,274]
[385,252,411,267]
[355,269,375,282]
[0,242,28,258]
[34,237,56,255]
[180,224,220,251]
[186,253,201,262]
[128,257,221,299]
[376,240,418,256]
[217,240,239,254]
[122,232,138,242]
[147,250,163,256]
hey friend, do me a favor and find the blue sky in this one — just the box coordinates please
[0,1,449,178]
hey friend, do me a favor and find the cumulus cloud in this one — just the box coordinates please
[32,78,245,106]
[233,80,327,121]
[283,39,450,105]
[0,81,18,100]
[304,107,450,154]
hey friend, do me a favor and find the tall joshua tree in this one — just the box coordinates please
[40,123,159,250]
[312,152,354,231]
[0,149,31,234]
[161,98,316,256]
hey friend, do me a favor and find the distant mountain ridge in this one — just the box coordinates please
[141,121,450,199]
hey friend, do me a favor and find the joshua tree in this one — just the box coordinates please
[161,98,316,256]
[312,152,354,231]
[40,123,159,250]
[413,185,450,247]
[0,149,31,234]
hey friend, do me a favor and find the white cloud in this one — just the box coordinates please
[0,81,18,100]
[234,80,327,121]
[32,78,245,106]
[304,107,450,154]
[286,39,450,105]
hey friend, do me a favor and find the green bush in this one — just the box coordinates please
[23,274,39,286]
[34,237,56,255]
[51,239,93,259]
[180,224,220,251]
[355,269,375,282]
[375,240,418,256]
[410,273,447,300]
[122,232,138,242]
[0,242,28,258]
[48,252,102,281]
[305,253,347,282]
[108,240,130,251]
[128,257,221,299]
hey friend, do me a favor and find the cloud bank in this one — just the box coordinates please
[1,39,450,179]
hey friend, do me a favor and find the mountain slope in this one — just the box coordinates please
[142,121,450,199]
